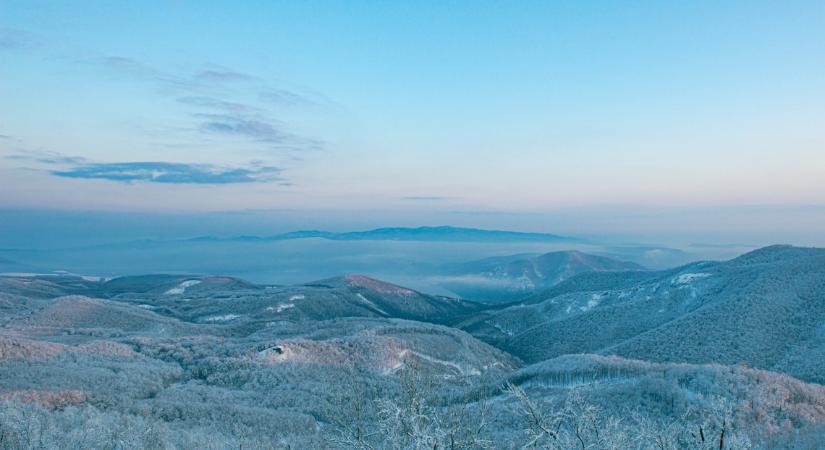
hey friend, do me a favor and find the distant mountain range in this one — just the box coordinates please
[187,226,577,243]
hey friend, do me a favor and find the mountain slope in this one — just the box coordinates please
[63,273,485,328]
[488,353,825,446]
[462,245,825,383]
[8,295,198,337]
[438,250,644,302]
[301,274,483,323]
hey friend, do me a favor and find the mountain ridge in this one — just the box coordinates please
[461,245,825,384]
[186,226,578,243]
[436,250,645,302]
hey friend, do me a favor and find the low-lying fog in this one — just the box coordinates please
[0,237,754,295]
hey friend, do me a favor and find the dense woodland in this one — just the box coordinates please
[2,245,825,448]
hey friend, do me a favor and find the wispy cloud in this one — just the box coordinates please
[94,56,208,92]
[51,161,283,184]
[196,113,292,143]
[4,149,89,165]
[193,111,322,151]
[195,65,256,82]
[177,96,260,113]
[95,56,314,106]
[91,55,323,152]
[0,28,38,50]
[259,89,317,107]
[96,56,160,79]
[6,148,288,185]
[403,196,451,201]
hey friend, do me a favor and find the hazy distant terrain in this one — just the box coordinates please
[2,244,825,448]
[0,226,752,296]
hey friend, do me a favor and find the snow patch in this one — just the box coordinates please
[515,275,535,290]
[356,293,388,315]
[203,314,240,322]
[673,273,710,285]
[580,294,601,312]
[397,349,481,377]
[489,321,515,336]
[79,275,103,282]
[164,280,201,295]
[266,303,295,313]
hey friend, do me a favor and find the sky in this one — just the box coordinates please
[1,1,824,243]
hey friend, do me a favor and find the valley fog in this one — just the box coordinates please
[0,235,754,294]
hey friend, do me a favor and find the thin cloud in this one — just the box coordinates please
[0,28,38,50]
[93,56,325,152]
[5,150,89,165]
[96,56,160,78]
[95,56,299,103]
[195,65,256,82]
[51,161,284,184]
[259,89,316,107]
[177,96,260,114]
[195,113,323,151]
[93,57,254,94]
[197,113,291,143]
[37,155,90,165]
[403,196,451,201]
[94,56,202,92]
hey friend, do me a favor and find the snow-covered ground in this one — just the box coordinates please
[266,303,295,313]
[203,314,240,322]
[672,273,710,285]
[164,280,201,295]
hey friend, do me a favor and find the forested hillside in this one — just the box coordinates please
[461,246,825,383]
[2,246,825,448]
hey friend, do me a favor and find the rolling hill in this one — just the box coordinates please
[85,273,484,328]
[0,271,520,447]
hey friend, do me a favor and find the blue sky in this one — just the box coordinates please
[1,1,824,239]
